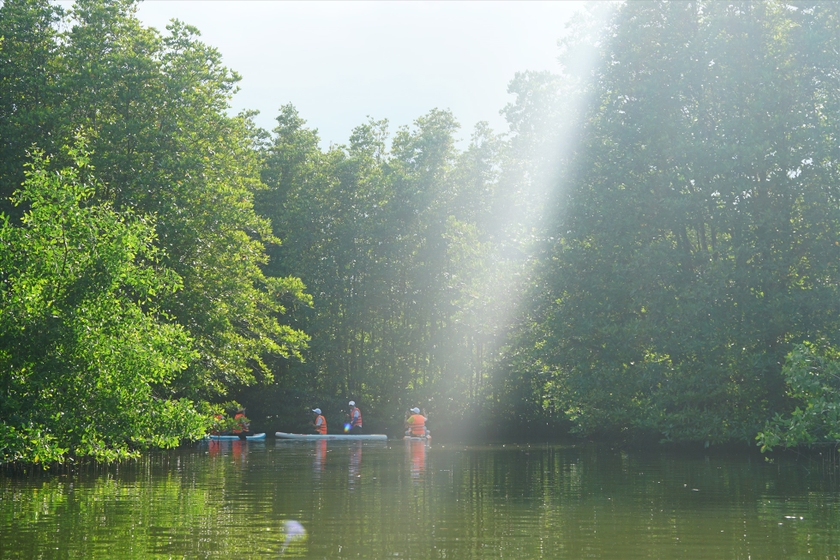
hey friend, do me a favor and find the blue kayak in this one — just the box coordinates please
[207,433,266,441]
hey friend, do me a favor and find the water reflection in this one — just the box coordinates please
[408,438,427,481]
[231,439,248,466]
[205,438,261,468]
[313,439,327,478]
[2,443,840,559]
[348,442,362,488]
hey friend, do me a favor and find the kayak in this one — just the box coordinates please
[275,431,387,441]
[404,435,431,441]
[207,433,266,441]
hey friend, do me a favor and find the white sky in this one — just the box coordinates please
[131,1,585,148]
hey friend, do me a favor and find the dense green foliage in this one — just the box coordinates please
[4,0,840,462]
[248,105,540,435]
[757,342,840,451]
[0,0,308,464]
[0,140,204,462]
[530,1,840,444]
[251,1,840,446]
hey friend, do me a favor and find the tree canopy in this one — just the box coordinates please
[0,0,309,463]
[530,1,840,444]
[0,140,203,462]
[4,0,840,463]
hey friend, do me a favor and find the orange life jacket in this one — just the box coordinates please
[407,414,426,436]
[350,406,362,428]
[315,414,327,434]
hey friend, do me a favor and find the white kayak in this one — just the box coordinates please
[275,431,387,441]
[207,433,266,441]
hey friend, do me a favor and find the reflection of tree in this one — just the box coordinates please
[3,444,840,558]
[0,447,285,558]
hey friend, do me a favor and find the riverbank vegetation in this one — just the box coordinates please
[2,0,840,464]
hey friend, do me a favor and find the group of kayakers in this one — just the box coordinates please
[311,401,363,434]
[212,401,430,438]
[211,407,250,439]
[309,402,430,438]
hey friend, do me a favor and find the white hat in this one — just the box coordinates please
[411,407,420,414]
[349,401,355,406]
[312,408,321,414]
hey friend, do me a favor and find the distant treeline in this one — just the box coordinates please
[2,0,840,464]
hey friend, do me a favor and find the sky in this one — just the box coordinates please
[132,1,586,148]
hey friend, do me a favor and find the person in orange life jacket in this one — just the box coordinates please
[346,400,363,434]
[311,408,327,435]
[405,407,429,437]
[233,407,250,439]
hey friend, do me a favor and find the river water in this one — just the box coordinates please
[1,439,839,559]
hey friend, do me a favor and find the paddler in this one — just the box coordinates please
[311,408,327,435]
[346,400,363,434]
[404,407,429,438]
[233,407,250,439]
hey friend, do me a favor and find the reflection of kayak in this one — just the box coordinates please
[275,431,387,441]
[207,433,266,440]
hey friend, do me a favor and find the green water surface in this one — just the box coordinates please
[1,440,839,558]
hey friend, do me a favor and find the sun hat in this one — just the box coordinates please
[349,401,355,406]
[411,407,420,414]
[312,408,321,414]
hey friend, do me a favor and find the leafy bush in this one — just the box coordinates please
[0,139,206,464]
[757,342,840,452]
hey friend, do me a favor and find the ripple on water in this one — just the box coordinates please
[2,442,840,558]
